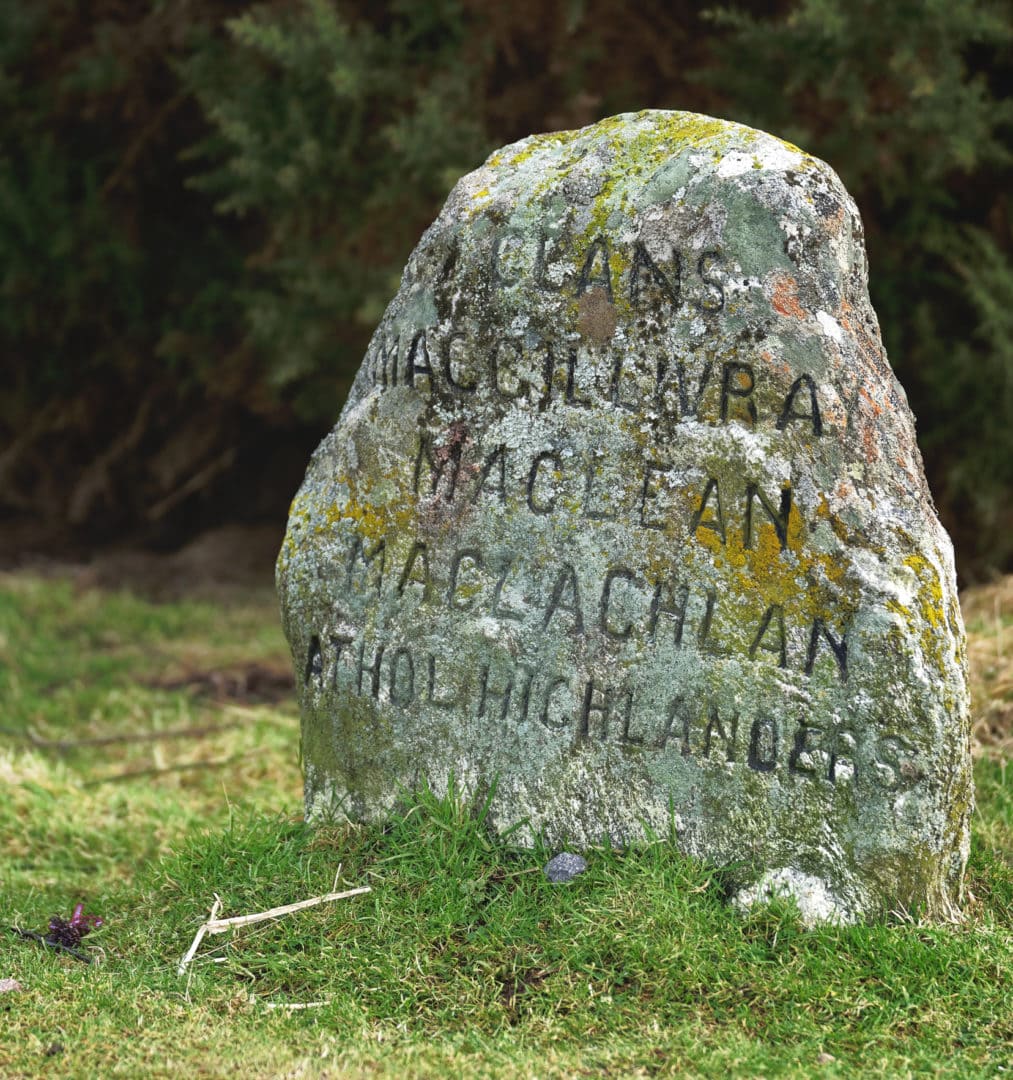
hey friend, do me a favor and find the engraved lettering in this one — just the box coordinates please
[582,457,617,521]
[576,236,613,299]
[543,563,585,633]
[698,587,718,648]
[609,353,640,412]
[478,664,514,721]
[426,654,457,709]
[474,444,508,504]
[491,340,526,399]
[696,249,725,312]
[789,724,824,776]
[720,362,757,425]
[346,536,386,595]
[492,558,526,621]
[566,347,593,407]
[305,635,323,686]
[491,232,520,289]
[600,567,637,639]
[539,676,571,731]
[648,579,689,644]
[578,680,634,744]
[805,618,849,682]
[527,451,562,514]
[703,704,737,762]
[691,478,727,545]
[777,374,823,436]
[749,605,787,668]
[654,696,690,755]
[414,432,465,499]
[398,541,431,598]
[355,641,385,698]
[640,463,671,530]
[748,715,778,772]
[406,330,433,388]
[328,634,355,688]
[441,332,477,392]
[675,359,714,419]
[629,240,680,307]
[534,231,564,293]
[828,728,857,783]
[389,647,415,706]
[744,483,792,551]
[448,548,483,611]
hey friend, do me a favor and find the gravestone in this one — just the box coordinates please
[277,110,972,923]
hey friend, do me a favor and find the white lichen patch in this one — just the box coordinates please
[734,868,857,926]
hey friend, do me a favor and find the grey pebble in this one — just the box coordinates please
[544,852,588,883]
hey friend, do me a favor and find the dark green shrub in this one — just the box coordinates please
[2,0,1009,576]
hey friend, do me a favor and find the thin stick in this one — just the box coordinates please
[0,722,242,751]
[177,897,222,978]
[176,888,370,977]
[10,927,92,964]
[264,1001,331,1011]
[204,887,371,934]
[84,751,255,786]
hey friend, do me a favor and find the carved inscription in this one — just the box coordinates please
[413,433,803,543]
[302,631,916,790]
[321,219,887,799]
[366,333,825,438]
[342,531,849,681]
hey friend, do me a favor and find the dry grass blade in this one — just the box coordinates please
[962,575,1013,759]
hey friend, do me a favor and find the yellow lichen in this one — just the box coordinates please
[630,476,856,662]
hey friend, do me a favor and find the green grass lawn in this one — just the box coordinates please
[1,572,1011,1078]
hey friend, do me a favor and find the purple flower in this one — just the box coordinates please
[46,904,103,948]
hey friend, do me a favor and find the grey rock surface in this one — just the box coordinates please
[544,852,589,883]
[278,110,972,922]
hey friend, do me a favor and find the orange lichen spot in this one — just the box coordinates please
[859,386,884,418]
[861,422,881,465]
[770,274,806,318]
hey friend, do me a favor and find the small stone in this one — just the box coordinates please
[544,852,588,883]
[280,109,972,923]
[816,1052,837,1065]
[0,978,22,994]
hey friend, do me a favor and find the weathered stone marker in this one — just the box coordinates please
[278,111,972,922]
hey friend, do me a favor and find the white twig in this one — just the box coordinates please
[177,896,222,977]
[176,887,370,976]
[204,887,371,934]
[264,1000,331,1010]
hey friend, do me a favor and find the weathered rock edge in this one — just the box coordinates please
[278,110,972,923]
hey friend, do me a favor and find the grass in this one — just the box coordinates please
[1,571,1011,1078]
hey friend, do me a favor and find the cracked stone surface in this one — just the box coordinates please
[278,110,972,922]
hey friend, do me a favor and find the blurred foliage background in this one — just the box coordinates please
[1,0,1010,580]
